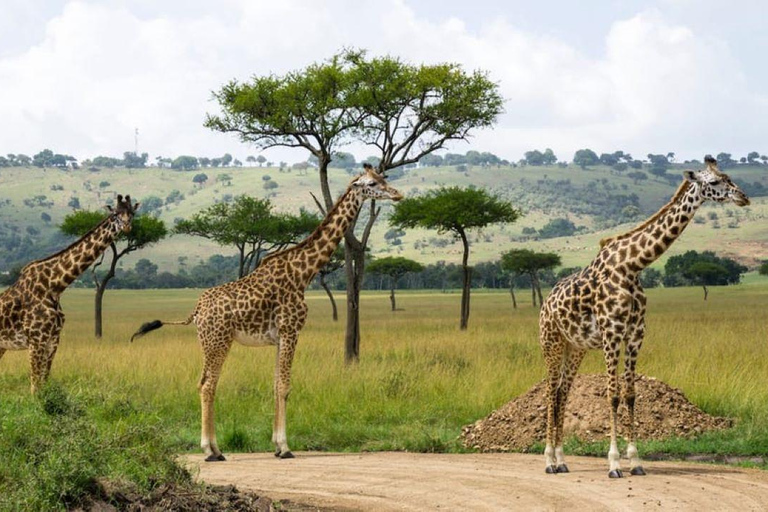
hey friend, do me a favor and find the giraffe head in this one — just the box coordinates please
[684,156,750,207]
[106,194,140,233]
[351,164,403,202]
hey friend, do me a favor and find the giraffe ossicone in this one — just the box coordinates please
[0,194,139,393]
[130,165,402,461]
[539,156,749,478]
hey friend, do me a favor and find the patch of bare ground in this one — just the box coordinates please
[73,480,317,512]
[461,374,733,452]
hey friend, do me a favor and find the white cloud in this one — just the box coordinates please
[0,1,765,165]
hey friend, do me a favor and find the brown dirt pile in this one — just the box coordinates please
[461,374,733,452]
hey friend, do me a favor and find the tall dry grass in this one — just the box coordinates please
[1,283,766,455]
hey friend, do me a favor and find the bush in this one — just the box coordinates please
[0,383,190,510]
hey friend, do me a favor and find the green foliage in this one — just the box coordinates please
[523,148,557,166]
[639,268,663,289]
[368,256,424,279]
[171,155,198,170]
[192,172,208,184]
[500,249,561,275]
[537,218,578,239]
[0,383,190,511]
[573,148,599,168]
[664,250,747,287]
[390,186,519,236]
[760,262,768,276]
[175,195,319,276]
[60,210,168,251]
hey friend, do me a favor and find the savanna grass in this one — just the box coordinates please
[1,282,767,466]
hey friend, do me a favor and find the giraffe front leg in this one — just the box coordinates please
[28,340,50,395]
[602,333,623,478]
[273,331,298,459]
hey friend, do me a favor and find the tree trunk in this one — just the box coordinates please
[237,244,246,278]
[458,228,471,330]
[94,284,106,338]
[319,274,338,321]
[344,243,365,363]
[531,278,537,307]
[93,244,119,339]
[703,285,708,301]
[509,282,517,309]
[390,278,396,312]
[534,273,544,307]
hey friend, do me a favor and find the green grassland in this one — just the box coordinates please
[0,162,765,272]
[1,284,767,461]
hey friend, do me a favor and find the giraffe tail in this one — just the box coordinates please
[130,313,194,342]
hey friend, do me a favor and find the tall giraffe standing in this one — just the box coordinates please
[0,195,139,393]
[131,165,402,461]
[539,157,749,478]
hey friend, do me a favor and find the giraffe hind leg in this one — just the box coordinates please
[541,323,567,475]
[553,344,588,474]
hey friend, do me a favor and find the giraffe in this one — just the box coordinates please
[0,195,140,394]
[130,164,402,461]
[539,157,749,478]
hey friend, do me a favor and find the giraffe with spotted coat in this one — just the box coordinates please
[131,164,402,461]
[539,157,750,478]
[0,195,139,393]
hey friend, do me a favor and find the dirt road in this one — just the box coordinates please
[188,452,768,511]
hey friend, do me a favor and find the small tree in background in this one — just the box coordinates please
[391,187,519,329]
[501,249,561,308]
[175,196,320,278]
[684,261,730,300]
[60,212,167,338]
[367,256,424,311]
[759,261,768,276]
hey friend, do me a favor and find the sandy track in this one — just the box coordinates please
[187,452,768,511]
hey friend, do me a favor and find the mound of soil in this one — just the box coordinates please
[461,374,733,452]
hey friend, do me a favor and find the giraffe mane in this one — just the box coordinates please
[259,187,354,266]
[20,214,113,273]
[599,179,692,248]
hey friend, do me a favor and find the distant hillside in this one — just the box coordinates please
[0,162,765,274]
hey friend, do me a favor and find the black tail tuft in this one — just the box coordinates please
[130,320,164,342]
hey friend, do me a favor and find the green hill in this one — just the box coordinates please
[0,163,765,274]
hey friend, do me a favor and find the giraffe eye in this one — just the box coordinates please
[708,180,721,186]
[367,182,376,187]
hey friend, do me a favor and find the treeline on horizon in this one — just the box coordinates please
[2,147,768,172]
[0,249,746,295]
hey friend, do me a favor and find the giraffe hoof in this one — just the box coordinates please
[205,454,226,462]
[545,465,558,474]
[278,451,295,459]
[630,466,646,476]
[608,469,624,479]
[556,464,569,473]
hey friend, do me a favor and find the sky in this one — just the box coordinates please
[1,0,767,165]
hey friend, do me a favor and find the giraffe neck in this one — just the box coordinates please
[599,181,703,274]
[281,188,365,287]
[29,216,122,294]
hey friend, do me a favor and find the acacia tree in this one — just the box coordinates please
[175,196,319,278]
[206,49,502,363]
[391,187,519,329]
[341,52,503,356]
[367,256,424,311]
[684,261,730,300]
[500,249,561,307]
[60,212,167,338]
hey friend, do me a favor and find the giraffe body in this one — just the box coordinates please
[131,166,402,461]
[0,195,139,393]
[539,157,749,477]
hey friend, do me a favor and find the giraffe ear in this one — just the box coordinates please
[105,205,114,212]
[683,170,697,183]
[133,202,141,212]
